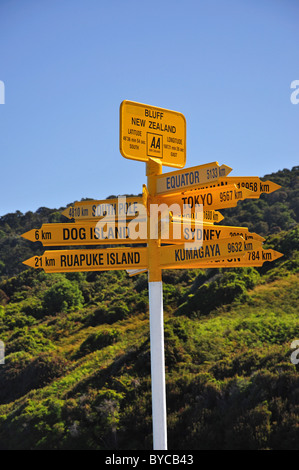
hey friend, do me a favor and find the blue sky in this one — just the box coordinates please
[0,0,298,216]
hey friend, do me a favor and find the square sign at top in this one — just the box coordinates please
[120,100,186,168]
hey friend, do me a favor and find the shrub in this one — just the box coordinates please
[78,328,121,356]
[0,352,68,404]
[43,277,84,314]
[7,327,55,355]
[176,268,260,317]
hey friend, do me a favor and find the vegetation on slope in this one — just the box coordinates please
[0,166,298,450]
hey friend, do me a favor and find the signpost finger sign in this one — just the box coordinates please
[120,100,186,168]
[155,161,232,195]
[23,247,148,273]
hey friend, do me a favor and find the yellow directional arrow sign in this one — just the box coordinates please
[168,248,283,268]
[202,210,224,224]
[62,195,146,221]
[143,183,224,223]
[155,161,232,195]
[177,209,224,225]
[161,221,265,244]
[126,248,283,275]
[159,237,262,269]
[120,100,186,168]
[23,247,148,273]
[155,184,257,212]
[22,216,230,247]
[21,220,148,246]
[195,176,281,197]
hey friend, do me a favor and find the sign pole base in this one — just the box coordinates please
[146,158,167,450]
[149,280,167,450]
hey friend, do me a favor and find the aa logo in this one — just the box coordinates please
[151,136,161,149]
[147,132,163,158]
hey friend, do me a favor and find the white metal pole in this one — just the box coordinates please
[149,280,167,450]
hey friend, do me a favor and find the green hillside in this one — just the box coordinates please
[0,166,298,450]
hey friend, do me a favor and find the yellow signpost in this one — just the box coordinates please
[61,195,145,221]
[195,176,281,196]
[159,237,262,269]
[155,161,232,195]
[174,210,224,224]
[154,183,257,212]
[161,221,264,244]
[22,100,283,452]
[23,247,148,273]
[23,216,236,247]
[120,100,186,168]
[201,210,224,224]
[169,248,283,269]
[21,221,147,246]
